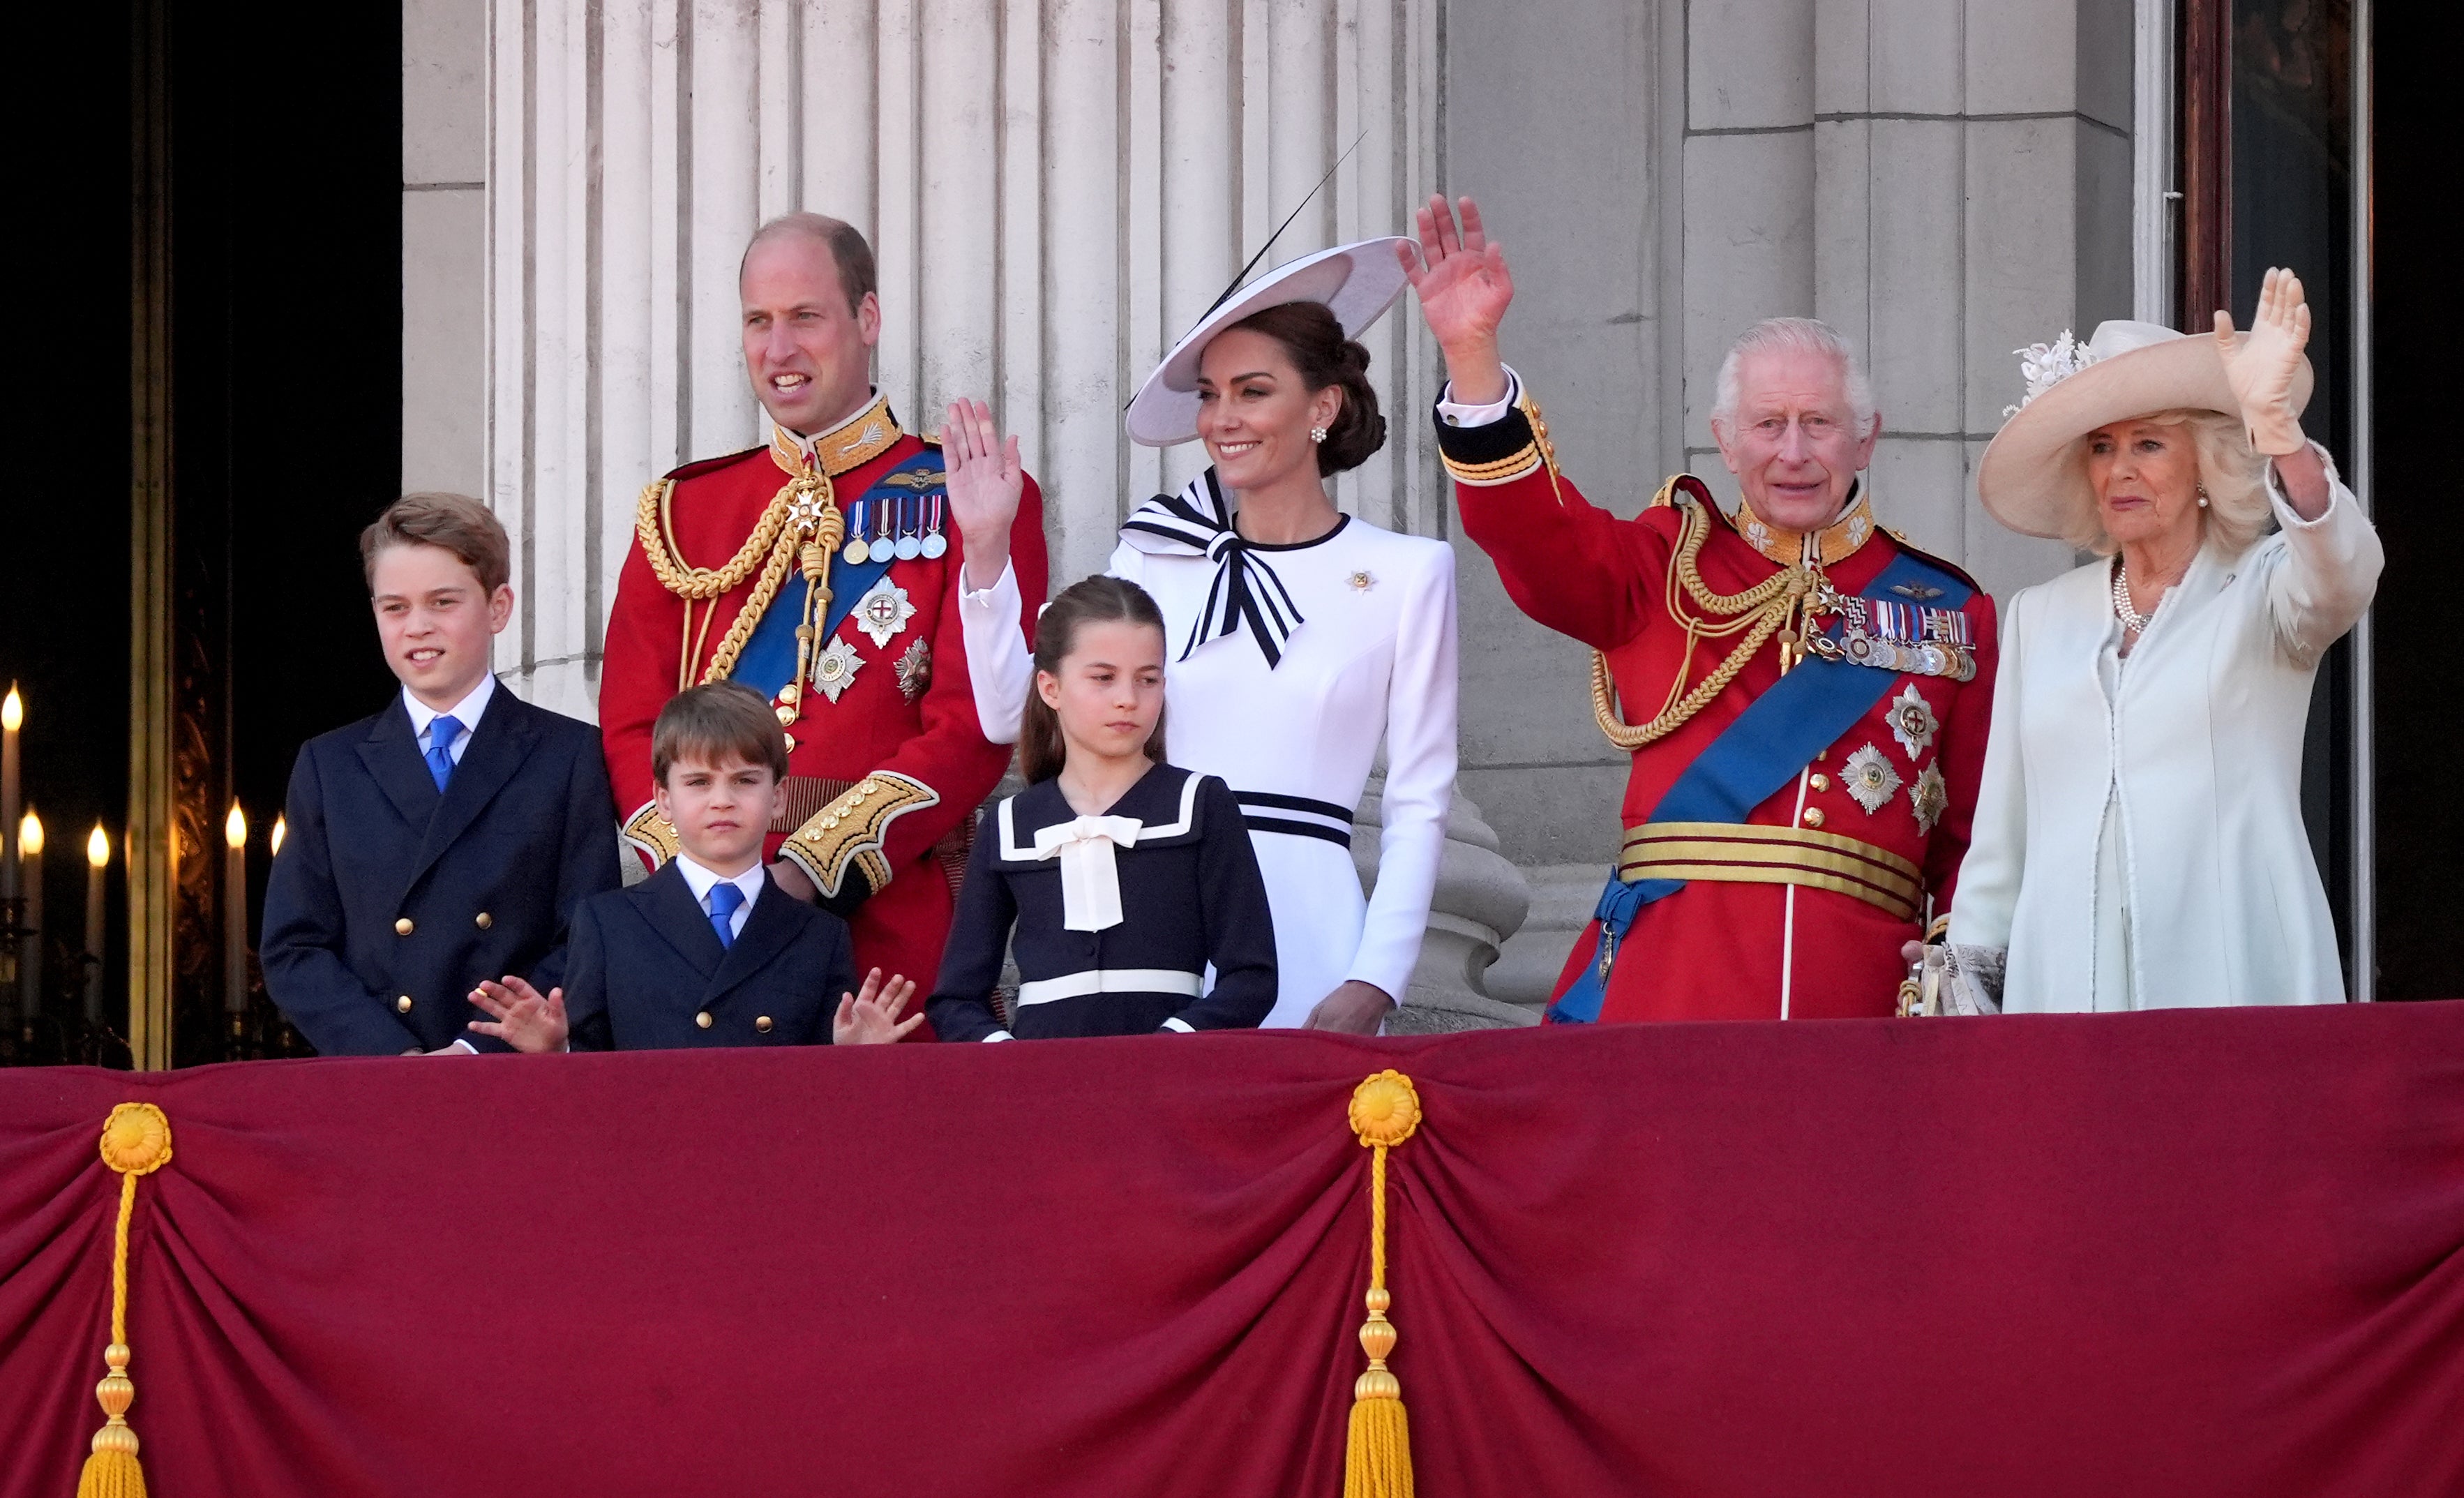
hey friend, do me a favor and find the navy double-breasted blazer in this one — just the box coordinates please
[260,686,620,1054]
[563,861,856,1049]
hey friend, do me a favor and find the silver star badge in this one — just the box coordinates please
[1841,742,1903,816]
[1886,683,1940,760]
[811,637,864,703]
[852,577,916,648]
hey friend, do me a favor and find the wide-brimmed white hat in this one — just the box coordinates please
[1124,237,1413,448]
[1976,320,2313,540]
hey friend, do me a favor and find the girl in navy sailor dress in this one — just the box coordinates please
[927,577,1277,1040]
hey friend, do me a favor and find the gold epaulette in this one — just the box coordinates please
[621,800,683,867]
[777,771,940,899]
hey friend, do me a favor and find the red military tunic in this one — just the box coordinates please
[1438,390,1998,1021]
[600,393,1049,1015]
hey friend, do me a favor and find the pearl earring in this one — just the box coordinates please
[2197,483,2209,509]
[1309,426,1328,444]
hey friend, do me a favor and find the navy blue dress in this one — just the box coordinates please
[927,765,1277,1040]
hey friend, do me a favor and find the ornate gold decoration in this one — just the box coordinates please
[1344,1072,1421,1498]
[77,1103,174,1497]
[632,396,901,696]
[621,801,683,868]
[1734,488,1878,569]
[1909,762,1949,834]
[779,772,940,899]
[1619,820,1920,921]
[894,637,933,703]
[1590,479,1820,751]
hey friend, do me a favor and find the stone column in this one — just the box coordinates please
[1351,774,1538,1033]
[450,0,1440,717]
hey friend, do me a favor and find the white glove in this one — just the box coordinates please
[2216,266,2311,458]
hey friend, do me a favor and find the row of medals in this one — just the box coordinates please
[837,495,947,566]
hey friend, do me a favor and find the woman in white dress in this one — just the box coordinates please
[937,241,1459,1033]
[1939,269,2381,1012]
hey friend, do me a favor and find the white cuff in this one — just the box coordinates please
[451,1038,478,1054]
[1160,1017,1196,1033]
[957,560,1032,746]
[2265,440,2343,528]
[984,1029,1015,1042]
[1434,366,1522,428]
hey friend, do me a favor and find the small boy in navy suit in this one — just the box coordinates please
[260,493,621,1055]
[468,682,923,1051]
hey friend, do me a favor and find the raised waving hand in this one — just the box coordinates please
[1396,194,1515,404]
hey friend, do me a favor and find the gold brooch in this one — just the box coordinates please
[1349,570,1376,592]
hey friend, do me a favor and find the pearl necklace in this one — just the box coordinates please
[2110,558,2161,634]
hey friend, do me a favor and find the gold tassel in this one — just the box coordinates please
[77,1103,173,1498]
[1344,1072,1422,1498]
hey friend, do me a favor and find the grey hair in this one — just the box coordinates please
[1710,317,1879,435]
[2067,408,2270,558]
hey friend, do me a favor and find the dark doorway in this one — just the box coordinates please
[2367,13,2459,999]
[2,0,404,1067]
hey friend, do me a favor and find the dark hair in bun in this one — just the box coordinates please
[1222,301,1387,475]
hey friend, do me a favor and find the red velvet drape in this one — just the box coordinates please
[4,1004,2461,1497]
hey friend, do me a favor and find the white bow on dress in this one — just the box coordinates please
[1032,815,1145,931]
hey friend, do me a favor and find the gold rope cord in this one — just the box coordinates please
[77,1102,174,1498]
[1589,481,1814,751]
[1344,1071,1422,1498]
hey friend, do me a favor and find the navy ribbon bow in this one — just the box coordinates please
[1118,470,1305,668]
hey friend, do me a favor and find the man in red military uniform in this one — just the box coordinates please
[600,214,1048,1013]
[1399,196,1997,1021]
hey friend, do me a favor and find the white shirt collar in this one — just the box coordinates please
[672,853,767,915]
[402,674,497,746]
[773,387,884,463]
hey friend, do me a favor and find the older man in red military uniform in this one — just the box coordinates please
[601,214,1048,1012]
[1399,196,1997,1021]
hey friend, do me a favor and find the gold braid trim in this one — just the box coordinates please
[777,771,941,899]
[696,528,803,685]
[620,800,684,868]
[1590,479,1815,751]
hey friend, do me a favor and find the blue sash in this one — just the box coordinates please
[727,451,945,701]
[1547,548,1971,1023]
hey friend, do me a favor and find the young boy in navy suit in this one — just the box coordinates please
[260,493,621,1055]
[468,682,922,1050]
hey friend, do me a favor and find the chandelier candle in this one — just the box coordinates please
[84,823,107,1021]
[224,802,248,1015]
[1,685,20,904]
[17,811,41,1019]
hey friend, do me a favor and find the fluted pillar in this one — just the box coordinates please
[480,0,1442,715]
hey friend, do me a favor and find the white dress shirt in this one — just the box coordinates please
[671,854,766,941]
[1432,365,1523,428]
[400,675,500,1053]
[402,673,497,765]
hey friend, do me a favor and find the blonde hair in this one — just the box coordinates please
[2066,408,2269,558]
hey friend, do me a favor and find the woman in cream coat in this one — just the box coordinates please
[1945,269,2381,1011]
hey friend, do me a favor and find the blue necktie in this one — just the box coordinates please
[706,881,744,950]
[425,714,465,793]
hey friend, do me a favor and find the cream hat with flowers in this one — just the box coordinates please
[1976,320,2313,540]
